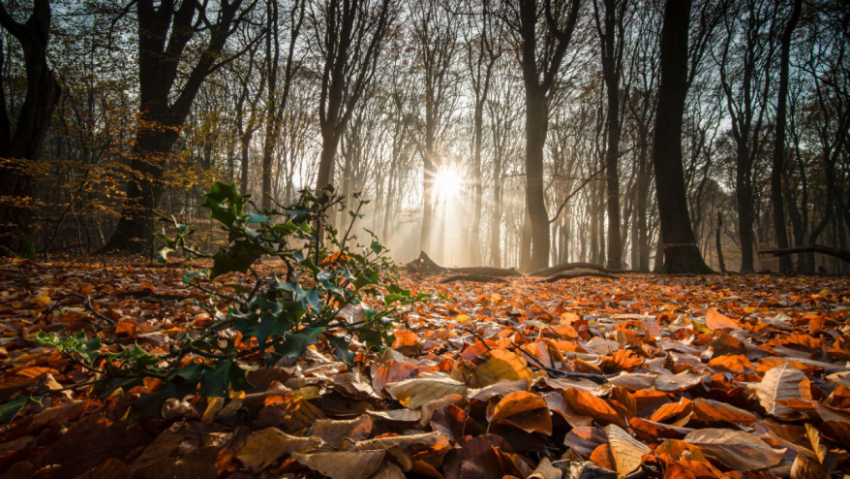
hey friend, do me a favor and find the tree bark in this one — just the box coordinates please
[651,0,712,274]
[770,0,802,273]
[715,212,726,273]
[524,88,551,271]
[513,0,581,271]
[0,0,61,253]
[594,0,627,271]
[103,0,244,252]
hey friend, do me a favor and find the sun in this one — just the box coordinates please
[433,165,463,200]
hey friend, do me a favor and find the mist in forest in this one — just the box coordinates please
[1,0,848,274]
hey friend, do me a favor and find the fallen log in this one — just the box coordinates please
[439,274,507,284]
[529,262,614,277]
[758,245,850,264]
[454,266,523,277]
[404,251,522,277]
[538,271,616,283]
[403,251,446,274]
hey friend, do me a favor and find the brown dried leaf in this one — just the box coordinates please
[488,390,553,435]
[684,428,785,471]
[236,427,322,473]
[386,374,468,409]
[750,363,812,419]
[604,424,650,478]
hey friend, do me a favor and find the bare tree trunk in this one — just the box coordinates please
[0,0,61,253]
[103,0,245,252]
[715,212,726,273]
[525,89,550,270]
[636,134,650,271]
[490,151,503,267]
[512,0,581,271]
[594,0,628,271]
[770,0,802,273]
[651,0,712,273]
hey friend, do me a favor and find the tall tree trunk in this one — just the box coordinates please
[770,0,802,273]
[524,89,550,270]
[104,0,243,252]
[490,152,503,267]
[715,212,726,273]
[0,0,61,253]
[469,104,484,264]
[595,0,626,271]
[240,133,252,196]
[651,0,712,273]
[735,145,755,272]
[604,97,621,270]
[636,133,650,271]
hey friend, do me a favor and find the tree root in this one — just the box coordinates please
[759,245,850,264]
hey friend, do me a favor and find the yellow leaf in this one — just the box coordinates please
[31,295,51,308]
[202,396,224,423]
[236,428,322,473]
[473,349,532,388]
[295,386,322,400]
[386,374,468,409]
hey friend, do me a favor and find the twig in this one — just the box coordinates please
[62,293,115,325]
[457,325,493,351]
[511,342,609,384]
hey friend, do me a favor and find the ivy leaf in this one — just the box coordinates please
[0,395,31,424]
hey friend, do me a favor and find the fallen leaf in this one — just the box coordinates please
[684,428,785,471]
[488,390,553,435]
[705,309,740,331]
[749,363,812,419]
[473,349,533,387]
[236,427,322,473]
[386,374,468,409]
[294,450,385,479]
[604,424,650,478]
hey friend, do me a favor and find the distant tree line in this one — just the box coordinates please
[0,0,847,273]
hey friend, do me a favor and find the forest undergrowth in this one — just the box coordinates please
[0,257,849,479]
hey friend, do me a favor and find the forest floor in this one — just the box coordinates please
[0,257,849,479]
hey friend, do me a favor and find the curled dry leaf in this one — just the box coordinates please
[684,428,785,471]
[355,431,449,452]
[604,424,650,478]
[310,415,373,448]
[691,397,757,424]
[235,428,322,473]
[488,390,553,435]
[564,388,623,426]
[366,409,422,423]
[528,457,563,479]
[386,374,468,409]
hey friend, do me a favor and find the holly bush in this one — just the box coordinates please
[34,182,425,417]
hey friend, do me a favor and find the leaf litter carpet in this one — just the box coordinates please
[0,258,849,479]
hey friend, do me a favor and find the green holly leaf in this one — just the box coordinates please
[276,327,324,359]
